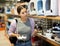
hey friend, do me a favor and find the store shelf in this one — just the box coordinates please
[36,33,60,46]
[29,16,60,20]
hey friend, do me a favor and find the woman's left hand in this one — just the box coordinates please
[32,29,38,37]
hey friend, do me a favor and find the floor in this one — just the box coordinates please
[0,30,11,46]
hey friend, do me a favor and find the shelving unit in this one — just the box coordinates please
[29,16,60,31]
[30,16,60,46]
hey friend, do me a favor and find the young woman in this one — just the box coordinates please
[8,5,37,46]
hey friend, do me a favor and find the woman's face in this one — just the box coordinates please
[19,8,28,17]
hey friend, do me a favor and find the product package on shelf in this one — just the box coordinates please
[0,14,6,30]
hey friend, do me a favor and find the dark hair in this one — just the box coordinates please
[17,0,30,3]
[17,5,28,14]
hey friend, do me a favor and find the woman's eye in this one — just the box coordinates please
[22,12,24,14]
[22,11,27,14]
[25,11,27,13]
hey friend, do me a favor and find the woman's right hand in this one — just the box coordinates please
[10,33,20,38]
[15,34,20,38]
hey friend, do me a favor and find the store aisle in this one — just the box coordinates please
[0,31,11,46]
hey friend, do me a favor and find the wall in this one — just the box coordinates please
[58,0,60,15]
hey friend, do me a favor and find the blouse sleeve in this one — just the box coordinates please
[8,20,17,36]
[29,18,35,36]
